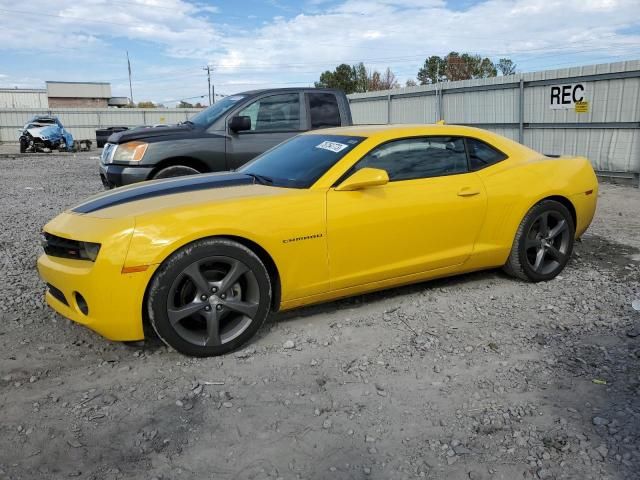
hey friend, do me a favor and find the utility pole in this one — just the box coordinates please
[127,51,134,105]
[203,65,212,105]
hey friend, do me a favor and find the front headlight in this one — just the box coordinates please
[113,141,148,162]
[41,232,101,262]
[81,242,101,261]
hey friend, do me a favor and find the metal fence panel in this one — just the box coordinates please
[347,60,640,176]
[0,90,48,109]
[525,128,639,173]
[390,95,438,124]
[350,99,388,124]
[0,108,202,142]
[443,88,519,124]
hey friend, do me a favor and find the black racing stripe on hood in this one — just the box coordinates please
[73,172,254,214]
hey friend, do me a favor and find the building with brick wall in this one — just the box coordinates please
[0,82,128,108]
[46,81,113,108]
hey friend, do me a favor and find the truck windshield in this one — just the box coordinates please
[188,95,247,127]
[239,134,365,188]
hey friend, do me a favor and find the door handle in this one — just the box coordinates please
[457,187,480,197]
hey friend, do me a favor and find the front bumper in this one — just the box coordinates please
[99,163,154,189]
[36,212,155,342]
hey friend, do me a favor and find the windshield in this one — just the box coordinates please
[188,95,247,127]
[239,134,365,188]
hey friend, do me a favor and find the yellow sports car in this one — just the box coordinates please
[38,124,598,356]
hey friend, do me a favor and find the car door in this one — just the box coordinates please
[326,136,487,291]
[225,92,303,170]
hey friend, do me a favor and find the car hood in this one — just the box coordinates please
[108,124,193,143]
[70,172,289,219]
[25,125,62,140]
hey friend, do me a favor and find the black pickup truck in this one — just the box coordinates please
[99,88,352,188]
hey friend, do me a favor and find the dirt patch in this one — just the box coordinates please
[0,154,639,479]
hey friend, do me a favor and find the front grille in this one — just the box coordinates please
[41,232,100,261]
[46,283,68,306]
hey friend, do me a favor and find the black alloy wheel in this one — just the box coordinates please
[147,238,272,356]
[504,200,575,282]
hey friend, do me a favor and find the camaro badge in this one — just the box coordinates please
[282,233,324,244]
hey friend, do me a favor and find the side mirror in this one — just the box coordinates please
[229,115,251,132]
[335,168,389,191]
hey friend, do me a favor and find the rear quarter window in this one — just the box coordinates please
[466,138,507,171]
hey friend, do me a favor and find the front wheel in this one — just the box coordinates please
[147,238,272,357]
[152,165,200,180]
[503,200,575,282]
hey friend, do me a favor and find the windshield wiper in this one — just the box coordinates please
[181,120,194,126]
[245,173,274,185]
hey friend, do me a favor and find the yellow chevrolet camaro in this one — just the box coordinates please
[38,124,598,356]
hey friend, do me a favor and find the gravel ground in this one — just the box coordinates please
[0,152,639,480]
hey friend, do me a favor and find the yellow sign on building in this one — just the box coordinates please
[575,101,589,113]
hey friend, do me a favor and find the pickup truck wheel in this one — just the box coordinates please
[153,165,200,180]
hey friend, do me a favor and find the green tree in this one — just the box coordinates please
[137,101,156,108]
[405,79,417,87]
[417,55,446,84]
[418,52,498,83]
[352,62,369,93]
[316,63,400,93]
[497,58,516,75]
[315,63,358,93]
[468,55,497,78]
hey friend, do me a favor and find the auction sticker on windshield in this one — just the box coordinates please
[315,141,349,153]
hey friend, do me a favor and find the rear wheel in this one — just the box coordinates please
[503,200,575,282]
[147,238,272,357]
[152,165,200,180]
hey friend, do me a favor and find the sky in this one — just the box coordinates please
[0,0,639,106]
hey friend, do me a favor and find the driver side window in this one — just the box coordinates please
[237,93,301,132]
[354,136,468,181]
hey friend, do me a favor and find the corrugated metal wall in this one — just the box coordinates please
[0,108,202,143]
[348,60,640,176]
[0,90,48,109]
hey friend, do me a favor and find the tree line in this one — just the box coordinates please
[315,53,517,94]
[131,101,205,108]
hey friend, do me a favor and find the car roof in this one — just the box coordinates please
[237,87,344,96]
[302,123,494,138]
[306,123,544,159]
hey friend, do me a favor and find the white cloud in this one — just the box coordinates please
[0,0,222,57]
[0,0,638,102]
[211,0,640,75]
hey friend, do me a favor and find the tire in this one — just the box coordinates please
[503,200,575,282]
[147,238,272,357]
[152,165,200,180]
